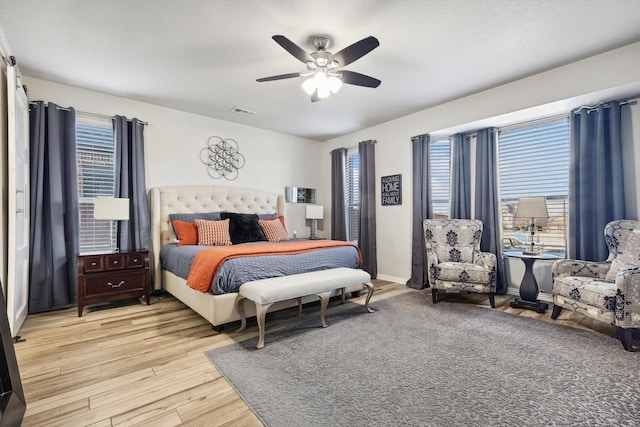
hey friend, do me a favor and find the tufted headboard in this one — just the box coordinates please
[150,185,285,290]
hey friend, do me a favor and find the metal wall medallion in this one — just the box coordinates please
[200,136,245,180]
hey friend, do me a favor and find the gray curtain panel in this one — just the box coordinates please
[113,116,150,251]
[358,140,377,278]
[330,148,348,241]
[474,128,506,293]
[406,134,432,289]
[450,133,471,219]
[28,101,80,312]
[568,101,636,261]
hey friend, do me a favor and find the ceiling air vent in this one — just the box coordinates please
[230,106,257,116]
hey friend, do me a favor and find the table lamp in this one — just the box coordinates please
[305,205,323,240]
[94,197,130,252]
[514,196,548,254]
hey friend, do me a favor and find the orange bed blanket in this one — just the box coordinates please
[186,240,362,293]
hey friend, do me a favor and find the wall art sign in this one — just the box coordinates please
[200,136,245,180]
[381,174,402,206]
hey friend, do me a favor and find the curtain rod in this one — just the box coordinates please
[328,140,377,154]
[28,102,149,125]
[573,98,636,114]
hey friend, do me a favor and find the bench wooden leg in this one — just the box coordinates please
[255,302,273,349]
[235,296,247,332]
[296,297,302,316]
[363,282,375,313]
[316,291,333,328]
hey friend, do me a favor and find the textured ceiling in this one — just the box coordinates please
[1,0,640,141]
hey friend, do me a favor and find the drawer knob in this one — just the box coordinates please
[133,258,138,262]
[113,260,118,264]
[91,262,97,266]
[108,281,125,288]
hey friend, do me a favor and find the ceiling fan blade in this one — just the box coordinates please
[272,35,313,63]
[256,72,302,82]
[332,36,379,66]
[340,70,381,88]
[311,91,322,102]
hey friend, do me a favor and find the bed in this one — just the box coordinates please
[150,185,363,329]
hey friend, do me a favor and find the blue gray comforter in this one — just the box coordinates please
[160,241,360,295]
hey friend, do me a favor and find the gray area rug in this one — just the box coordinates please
[205,293,640,426]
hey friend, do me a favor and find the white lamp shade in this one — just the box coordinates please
[305,205,324,220]
[514,196,548,218]
[94,197,130,220]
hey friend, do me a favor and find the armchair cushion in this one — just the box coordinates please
[553,276,617,313]
[436,262,495,284]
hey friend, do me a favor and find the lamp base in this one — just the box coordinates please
[309,219,318,240]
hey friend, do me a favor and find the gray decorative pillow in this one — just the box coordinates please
[258,213,278,220]
[169,211,222,223]
[169,212,222,237]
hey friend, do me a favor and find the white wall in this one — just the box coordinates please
[321,42,640,284]
[22,77,322,236]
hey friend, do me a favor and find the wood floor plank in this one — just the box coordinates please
[110,378,228,426]
[14,280,617,427]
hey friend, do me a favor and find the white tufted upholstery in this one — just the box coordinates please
[239,268,372,304]
[150,185,285,290]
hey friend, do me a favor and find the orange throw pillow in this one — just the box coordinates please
[173,220,198,246]
[195,219,232,246]
[259,218,289,242]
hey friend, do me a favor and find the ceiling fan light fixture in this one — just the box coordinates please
[317,85,331,99]
[259,35,380,101]
[302,78,316,95]
[328,76,342,93]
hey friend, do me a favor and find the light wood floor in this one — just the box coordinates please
[14,280,617,427]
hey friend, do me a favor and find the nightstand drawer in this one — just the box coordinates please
[105,254,126,270]
[126,253,145,268]
[83,256,104,273]
[85,271,146,297]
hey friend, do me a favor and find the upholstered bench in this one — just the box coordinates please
[235,268,374,348]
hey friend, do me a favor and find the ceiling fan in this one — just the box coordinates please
[257,35,381,102]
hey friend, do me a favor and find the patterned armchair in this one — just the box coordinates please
[551,220,640,352]
[423,219,497,308]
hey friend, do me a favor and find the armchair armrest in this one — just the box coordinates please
[552,259,611,279]
[614,267,640,328]
[474,251,497,270]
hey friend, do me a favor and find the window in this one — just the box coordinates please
[345,150,359,242]
[431,140,450,219]
[498,118,570,256]
[76,114,116,254]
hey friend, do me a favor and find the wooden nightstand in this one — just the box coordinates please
[77,250,151,317]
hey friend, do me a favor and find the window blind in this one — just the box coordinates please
[76,114,116,254]
[431,141,450,218]
[345,151,360,243]
[498,119,570,255]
